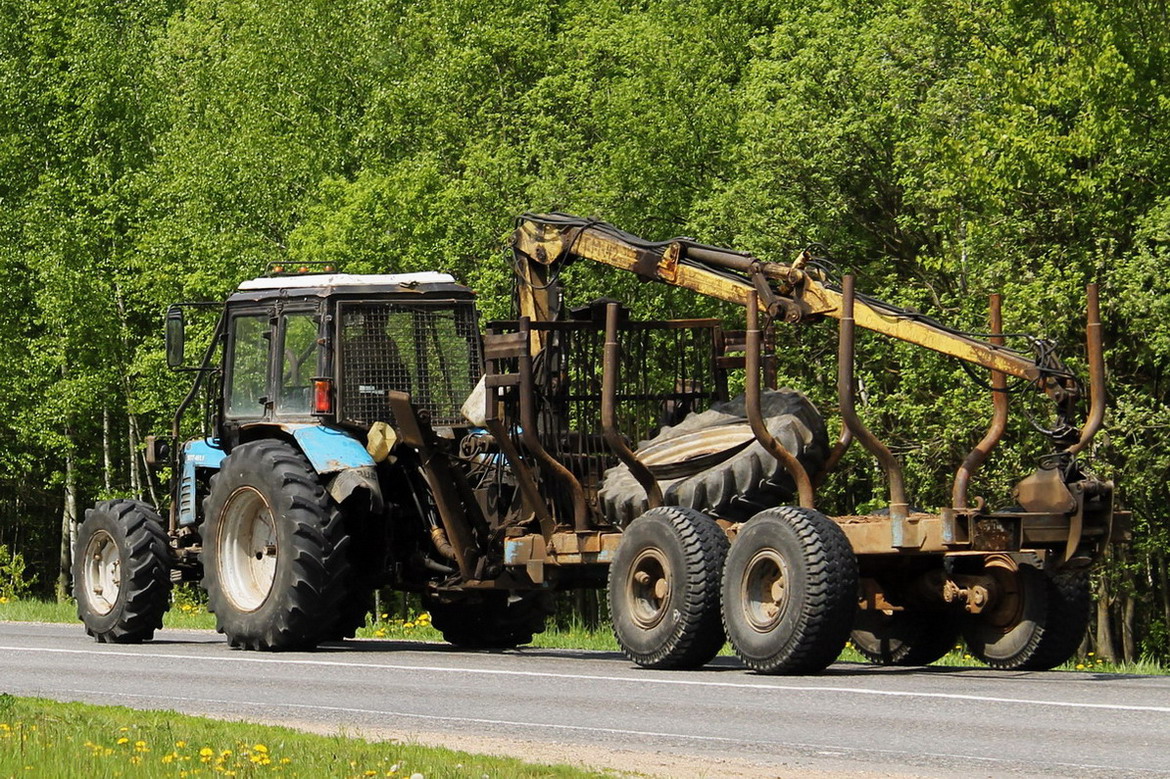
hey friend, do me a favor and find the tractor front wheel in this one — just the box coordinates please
[73,500,172,643]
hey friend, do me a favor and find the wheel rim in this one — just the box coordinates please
[217,486,278,612]
[981,557,1025,633]
[626,549,671,629]
[82,529,121,616]
[740,549,789,632]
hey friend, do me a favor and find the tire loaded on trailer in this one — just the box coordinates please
[599,389,829,526]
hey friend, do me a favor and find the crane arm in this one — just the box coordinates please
[511,213,1056,383]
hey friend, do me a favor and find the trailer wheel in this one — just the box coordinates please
[722,507,857,674]
[73,500,172,644]
[426,591,554,649]
[850,609,960,666]
[201,440,350,651]
[608,506,728,669]
[961,559,1090,670]
[599,390,828,526]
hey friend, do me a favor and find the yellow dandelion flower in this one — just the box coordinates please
[117,737,130,745]
[119,727,129,732]
[253,743,268,753]
[380,613,389,619]
[403,622,415,629]
[130,755,142,765]
[163,754,175,764]
[1076,663,1086,670]
[365,771,378,776]
[175,740,187,748]
[0,596,8,604]
[280,757,292,764]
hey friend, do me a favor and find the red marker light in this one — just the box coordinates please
[313,379,333,414]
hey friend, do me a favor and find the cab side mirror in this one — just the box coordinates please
[165,306,185,368]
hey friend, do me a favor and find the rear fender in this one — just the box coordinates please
[288,425,384,513]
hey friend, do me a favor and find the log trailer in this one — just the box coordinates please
[72,213,1124,674]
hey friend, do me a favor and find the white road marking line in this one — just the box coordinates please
[4,644,1170,714]
[54,687,1166,775]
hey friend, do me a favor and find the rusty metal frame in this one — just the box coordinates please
[952,293,1009,511]
[516,317,590,532]
[744,291,815,508]
[1067,284,1104,456]
[838,276,911,537]
[601,303,663,509]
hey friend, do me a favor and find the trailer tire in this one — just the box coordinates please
[608,506,728,669]
[962,561,1090,671]
[73,500,172,644]
[598,390,827,526]
[851,609,960,666]
[426,591,553,649]
[722,507,857,674]
[201,440,350,651]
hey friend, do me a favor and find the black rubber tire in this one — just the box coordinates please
[607,506,729,669]
[961,562,1090,671]
[322,508,388,642]
[599,389,828,526]
[201,440,350,651]
[426,590,554,649]
[722,506,857,674]
[851,609,961,666]
[73,500,172,644]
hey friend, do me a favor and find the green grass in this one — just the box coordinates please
[0,694,602,778]
[3,596,1163,674]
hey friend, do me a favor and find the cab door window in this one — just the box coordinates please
[226,313,270,418]
[277,312,320,415]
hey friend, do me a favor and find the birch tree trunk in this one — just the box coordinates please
[55,442,77,602]
[1095,548,1117,662]
[102,405,112,493]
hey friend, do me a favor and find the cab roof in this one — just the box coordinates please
[229,271,473,302]
[237,271,457,291]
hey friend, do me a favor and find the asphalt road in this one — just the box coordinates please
[2,621,1168,777]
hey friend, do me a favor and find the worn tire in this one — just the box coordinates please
[201,440,350,651]
[722,507,857,674]
[73,500,172,644]
[426,591,554,649]
[851,609,961,666]
[608,506,729,669]
[323,509,388,641]
[599,390,828,526]
[962,561,1090,671]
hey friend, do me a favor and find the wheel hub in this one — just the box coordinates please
[82,529,121,616]
[741,549,789,632]
[627,549,671,629]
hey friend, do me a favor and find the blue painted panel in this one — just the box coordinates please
[289,424,375,474]
[178,438,226,527]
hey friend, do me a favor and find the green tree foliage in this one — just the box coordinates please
[1,0,1167,657]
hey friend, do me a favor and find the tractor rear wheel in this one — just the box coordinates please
[961,558,1089,670]
[722,507,857,674]
[73,500,172,643]
[608,506,728,669]
[201,440,350,650]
